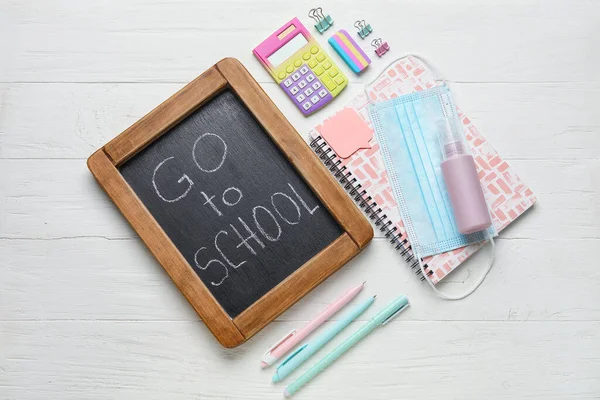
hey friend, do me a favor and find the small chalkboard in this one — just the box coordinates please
[88,58,372,347]
[120,89,343,317]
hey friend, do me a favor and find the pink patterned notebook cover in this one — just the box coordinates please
[309,56,537,283]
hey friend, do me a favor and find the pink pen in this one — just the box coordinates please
[261,281,366,368]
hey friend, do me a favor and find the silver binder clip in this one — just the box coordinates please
[354,20,373,39]
[309,7,333,34]
[371,38,390,57]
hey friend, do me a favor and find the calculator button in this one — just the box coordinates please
[322,76,337,91]
[302,101,312,111]
[304,88,314,96]
[286,65,294,73]
[294,59,302,67]
[318,89,328,98]
[314,66,324,76]
[278,72,287,80]
[292,72,301,81]
[322,60,332,70]
[311,95,320,104]
[328,68,338,77]
[308,59,318,68]
[283,78,293,87]
[298,80,307,89]
[300,66,309,75]
[316,53,326,62]
[306,74,315,83]
[296,93,306,102]
[334,76,346,85]
[310,46,319,54]
[290,86,299,95]
[303,52,311,60]
[312,82,322,90]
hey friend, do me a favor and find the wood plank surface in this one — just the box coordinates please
[2,321,599,399]
[1,0,599,398]
[1,158,596,240]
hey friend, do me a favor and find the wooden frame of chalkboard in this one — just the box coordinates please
[87,58,373,348]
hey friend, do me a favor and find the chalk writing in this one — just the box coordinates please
[230,217,265,256]
[215,230,246,269]
[253,205,282,242]
[193,132,227,173]
[289,182,319,215]
[201,191,222,216]
[271,192,301,225]
[222,187,243,207]
[150,133,323,288]
[194,247,228,286]
[194,182,318,285]
[152,157,194,203]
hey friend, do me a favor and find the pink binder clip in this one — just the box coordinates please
[372,38,390,57]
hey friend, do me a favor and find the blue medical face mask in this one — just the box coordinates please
[369,84,496,258]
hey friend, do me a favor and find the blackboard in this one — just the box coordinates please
[120,90,343,317]
[89,58,372,347]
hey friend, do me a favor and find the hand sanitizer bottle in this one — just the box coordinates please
[439,118,492,234]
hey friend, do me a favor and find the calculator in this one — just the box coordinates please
[253,17,347,116]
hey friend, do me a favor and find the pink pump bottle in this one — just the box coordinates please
[440,119,492,235]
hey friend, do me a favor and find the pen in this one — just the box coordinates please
[261,281,366,368]
[284,295,410,397]
[272,295,375,382]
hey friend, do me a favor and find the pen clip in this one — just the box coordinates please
[381,299,410,325]
[263,329,296,357]
[276,344,308,370]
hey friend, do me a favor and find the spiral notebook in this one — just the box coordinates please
[308,56,537,283]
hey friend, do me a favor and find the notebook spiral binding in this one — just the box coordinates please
[310,136,432,280]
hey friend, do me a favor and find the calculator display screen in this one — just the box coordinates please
[267,34,308,67]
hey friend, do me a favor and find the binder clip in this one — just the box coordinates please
[371,38,390,57]
[308,7,333,34]
[354,20,373,39]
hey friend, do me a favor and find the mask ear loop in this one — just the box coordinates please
[418,233,495,300]
[365,54,496,299]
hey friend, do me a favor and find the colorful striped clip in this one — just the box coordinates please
[328,29,371,74]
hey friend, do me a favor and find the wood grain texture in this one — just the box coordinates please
[104,66,227,165]
[3,320,599,399]
[2,159,596,240]
[3,1,598,84]
[216,58,373,248]
[2,82,599,161]
[2,0,599,398]
[87,150,244,348]
[234,234,358,338]
[87,58,372,346]
[2,237,598,322]
[118,88,345,319]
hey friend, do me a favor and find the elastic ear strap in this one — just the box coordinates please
[419,235,496,300]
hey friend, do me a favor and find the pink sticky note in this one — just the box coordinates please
[317,108,373,158]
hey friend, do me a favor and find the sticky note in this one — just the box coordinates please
[317,108,373,158]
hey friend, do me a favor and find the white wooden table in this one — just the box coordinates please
[2,1,599,399]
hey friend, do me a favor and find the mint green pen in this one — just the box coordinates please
[273,295,376,383]
[284,295,410,398]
